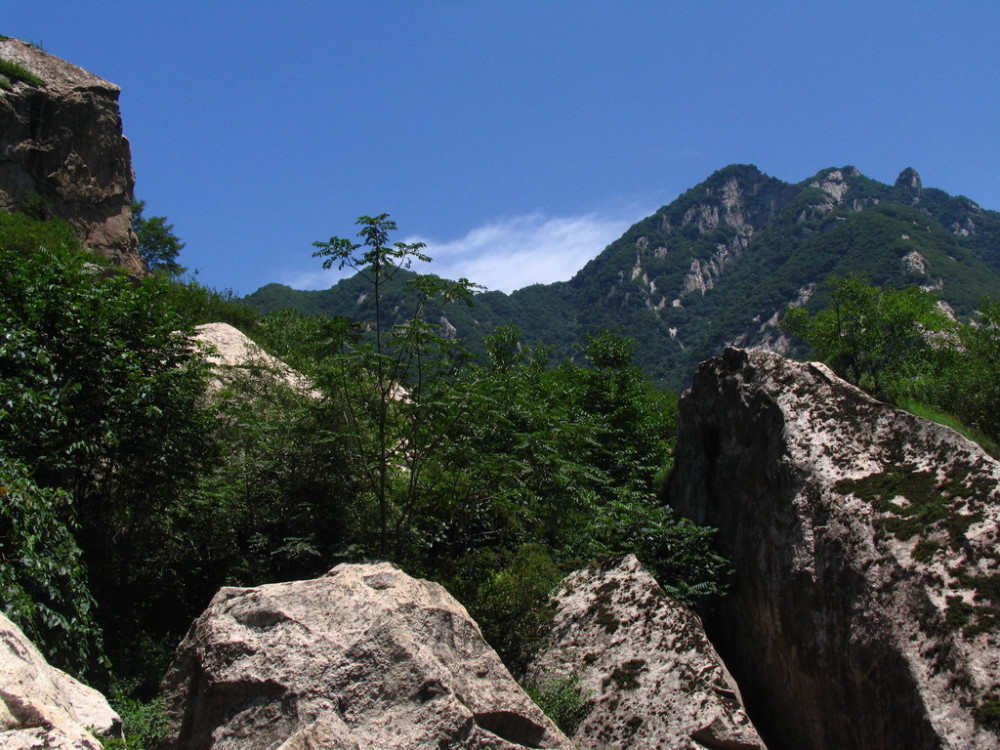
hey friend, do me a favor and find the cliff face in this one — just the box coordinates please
[670,348,1000,750]
[0,37,140,271]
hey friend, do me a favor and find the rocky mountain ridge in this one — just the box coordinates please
[245,163,1000,387]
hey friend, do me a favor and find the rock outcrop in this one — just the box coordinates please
[193,322,318,397]
[0,37,140,271]
[157,562,574,750]
[528,554,766,750]
[0,612,120,750]
[670,347,1000,750]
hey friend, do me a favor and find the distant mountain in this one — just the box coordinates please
[243,164,1000,388]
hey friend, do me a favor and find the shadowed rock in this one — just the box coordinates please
[670,347,1000,750]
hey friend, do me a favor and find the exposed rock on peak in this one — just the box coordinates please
[670,347,1000,750]
[528,554,767,750]
[1,612,120,749]
[895,166,923,194]
[157,562,573,750]
[0,37,140,271]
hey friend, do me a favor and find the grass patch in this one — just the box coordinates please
[0,57,44,87]
[896,398,1000,458]
[974,693,1000,729]
[912,539,941,563]
[525,674,590,735]
[836,466,981,546]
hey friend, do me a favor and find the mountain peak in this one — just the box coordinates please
[895,167,923,193]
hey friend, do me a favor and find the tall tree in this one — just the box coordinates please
[311,214,481,555]
[131,199,185,275]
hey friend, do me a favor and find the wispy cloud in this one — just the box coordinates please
[283,209,645,294]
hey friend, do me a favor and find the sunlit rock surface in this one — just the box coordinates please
[0,37,140,271]
[157,562,574,750]
[528,554,767,749]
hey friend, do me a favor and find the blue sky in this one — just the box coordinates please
[3,2,999,294]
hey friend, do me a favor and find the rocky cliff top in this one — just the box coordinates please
[0,37,140,271]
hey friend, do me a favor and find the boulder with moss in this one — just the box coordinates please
[527,554,766,750]
[670,347,1000,749]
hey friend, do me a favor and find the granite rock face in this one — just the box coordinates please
[157,562,574,750]
[527,554,766,750]
[670,347,1000,750]
[0,612,120,750]
[0,37,140,271]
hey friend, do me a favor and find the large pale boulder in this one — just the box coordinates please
[670,347,1000,749]
[157,562,574,749]
[527,555,766,750]
[0,37,140,271]
[192,322,317,397]
[0,612,120,749]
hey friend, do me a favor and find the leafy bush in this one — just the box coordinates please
[0,211,215,689]
[0,458,104,678]
[100,697,168,750]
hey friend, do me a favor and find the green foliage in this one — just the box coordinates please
[782,275,952,397]
[463,545,562,676]
[131,200,185,275]
[101,698,168,750]
[0,207,724,695]
[916,300,1000,444]
[975,693,1000,729]
[525,674,590,735]
[0,57,44,87]
[785,275,1000,450]
[311,214,482,556]
[158,276,259,330]
[0,458,104,678]
[0,211,215,688]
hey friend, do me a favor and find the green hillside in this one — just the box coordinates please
[242,165,1000,387]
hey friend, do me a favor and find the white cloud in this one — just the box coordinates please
[282,209,645,294]
[410,211,642,293]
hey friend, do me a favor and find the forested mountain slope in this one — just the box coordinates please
[244,164,1000,387]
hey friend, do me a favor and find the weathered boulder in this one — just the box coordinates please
[192,322,318,397]
[0,37,140,271]
[0,612,120,749]
[670,347,1000,749]
[527,554,766,750]
[157,562,574,749]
